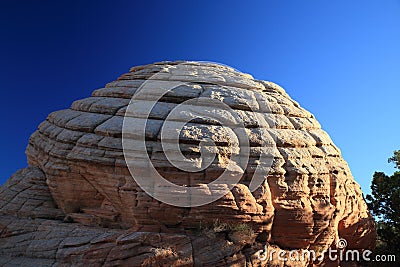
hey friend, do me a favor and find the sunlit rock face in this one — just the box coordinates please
[0,61,375,266]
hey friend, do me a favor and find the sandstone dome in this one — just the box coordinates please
[1,61,375,266]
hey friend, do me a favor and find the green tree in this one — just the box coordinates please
[366,150,400,263]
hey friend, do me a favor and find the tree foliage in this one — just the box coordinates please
[366,150,400,261]
[388,150,400,169]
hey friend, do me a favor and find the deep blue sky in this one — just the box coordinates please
[1,0,399,196]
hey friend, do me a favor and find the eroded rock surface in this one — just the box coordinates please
[0,61,375,266]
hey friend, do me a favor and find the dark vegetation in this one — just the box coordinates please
[366,150,400,266]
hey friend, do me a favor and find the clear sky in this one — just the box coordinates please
[1,0,399,196]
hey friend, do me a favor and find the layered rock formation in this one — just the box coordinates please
[0,61,375,266]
